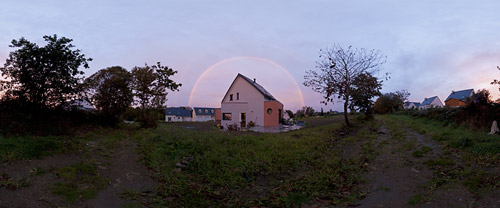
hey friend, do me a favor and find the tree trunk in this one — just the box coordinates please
[141,102,145,120]
[344,98,351,126]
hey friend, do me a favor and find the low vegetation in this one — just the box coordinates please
[132,116,379,207]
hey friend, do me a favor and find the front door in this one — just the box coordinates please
[240,113,246,128]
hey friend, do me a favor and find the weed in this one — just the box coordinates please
[412,150,424,158]
[52,162,108,203]
[407,194,425,205]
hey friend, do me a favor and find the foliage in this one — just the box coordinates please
[0,35,91,108]
[0,98,100,136]
[397,89,500,131]
[373,90,410,114]
[285,110,294,118]
[304,44,386,126]
[52,162,108,202]
[85,66,133,125]
[349,72,382,114]
[295,106,315,117]
[490,66,500,91]
[131,62,181,127]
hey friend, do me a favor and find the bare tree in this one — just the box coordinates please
[304,44,386,126]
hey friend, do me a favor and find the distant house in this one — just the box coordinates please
[221,73,283,129]
[404,102,420,109]
[444,89,474,107]
[165,107,192,122]
[418,96,443,109]
[193,107,216,121]
[62,99,95,111]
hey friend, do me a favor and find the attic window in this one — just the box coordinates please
[237,93,239,100]
[230,94,233,101]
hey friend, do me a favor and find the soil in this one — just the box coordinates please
[356,123,436,207]
[0,134,157,208]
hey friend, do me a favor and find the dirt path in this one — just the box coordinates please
[85,139,157,208]
[356,119,438,207]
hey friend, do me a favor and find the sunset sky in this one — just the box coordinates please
[1,0,499,111]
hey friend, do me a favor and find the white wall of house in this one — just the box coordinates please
[195,115,213,121]
[221,77,266,128]
[165,115,191,122]
[419,97,443,109]
[405,103,418,109]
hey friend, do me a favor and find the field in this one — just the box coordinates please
[1,115,499,207]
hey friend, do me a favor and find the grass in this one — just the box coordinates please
[388,115,500,158]
[384,114,500,202]
[51,162,108,202]
[131,115,377,207]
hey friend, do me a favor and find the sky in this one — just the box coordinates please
[1,0,499,111]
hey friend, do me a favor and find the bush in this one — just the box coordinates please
[139,113,158,128]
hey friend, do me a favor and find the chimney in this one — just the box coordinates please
[253,78,256,83]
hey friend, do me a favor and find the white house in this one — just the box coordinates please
[193,107,216,121]
[404,102,420,109]
[221,74,283,129]
[165,107,192,122]
[418,96,443,109]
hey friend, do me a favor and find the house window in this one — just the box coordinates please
[230,94,233,101]
[205,109,208,113]
[211,109,214,113]
[237,93,239,100]
[267,108,273,115]
[198,109,201,113]
[223,113,232,120]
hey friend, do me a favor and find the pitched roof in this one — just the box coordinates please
[445,89,474,101]
[194,107,216,116]
[222,73,277,102]
[165,107,192,117]
[404,102,420,108]
[421,96,438,106]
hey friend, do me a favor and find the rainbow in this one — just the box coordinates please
[188,56,305,107]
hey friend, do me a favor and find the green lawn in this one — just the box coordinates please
[132,116,376,207]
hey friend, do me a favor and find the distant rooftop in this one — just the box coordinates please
[165,107,192,117]
[421,96,438,106]
[445,89,474,101]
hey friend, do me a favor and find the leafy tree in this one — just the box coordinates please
[304,44,386,126]
[349,72,383,114]
[466,89,492,106]
[131,62,181,126]
[373,90,410,114]
[285,110,294,118]
[0,35,91,108]
[295,106,315,117]
[85,66,133,124]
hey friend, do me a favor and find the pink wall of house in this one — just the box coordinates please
[264,101,283,127]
